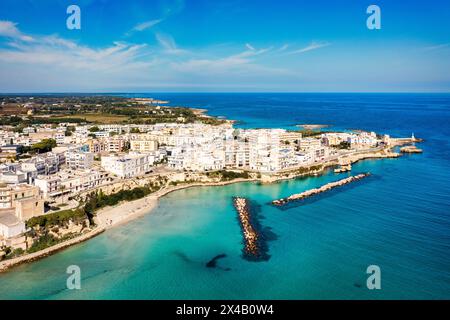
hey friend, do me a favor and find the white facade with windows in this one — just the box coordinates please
[101,153,154,178]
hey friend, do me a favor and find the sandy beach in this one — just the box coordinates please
[0,139,415,273]
[96,178,257,229]
[95,194,159,229]
[0,227,105,272]
[96,146,405,229]
[0,178,256,273]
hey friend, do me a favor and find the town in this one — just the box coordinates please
[0,95,415,264]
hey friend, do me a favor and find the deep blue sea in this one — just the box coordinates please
[0,93,449,299]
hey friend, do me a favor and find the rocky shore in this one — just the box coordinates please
[0,136,421,272]
[0,227,105,273]
[400,145,423,153]
[0,178,258,273]
[272,173,371,206]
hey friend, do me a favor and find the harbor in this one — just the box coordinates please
[272,173,371,206]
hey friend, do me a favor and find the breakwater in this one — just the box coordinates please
[232,197,269,261]
[272,173,371,206]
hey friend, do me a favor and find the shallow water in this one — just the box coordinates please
[0,93,449,299]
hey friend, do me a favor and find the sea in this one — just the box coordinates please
[0,93,449,299]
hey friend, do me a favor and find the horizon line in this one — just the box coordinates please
[1,91,450,95]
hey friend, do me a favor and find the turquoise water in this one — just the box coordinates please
[0,93,449,299]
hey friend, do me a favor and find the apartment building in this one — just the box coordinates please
[35,169,110,199]
[101,153,154,178]
[130,135,159,153]
[66,150,94,170]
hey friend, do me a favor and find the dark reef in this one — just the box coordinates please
[206,254,227,268]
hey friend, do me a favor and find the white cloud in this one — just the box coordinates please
[0,20,33,42]
[171,45,295,78]
[134,19,163,31]
[155,32,188,55]
[285,41,330,55]
[422,43,450,52]
[0,26,152,72]
[0,21,301,91]
[245,43,255,51]
[277,44,289,52]
[126,19,163,36]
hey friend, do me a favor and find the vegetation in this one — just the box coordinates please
[30,138,56,153]
[294,164,323,175]
[297,129,322,137]
[0,116,88,126]
[27,234,59,253]
[2,247,25,259]
[60,113,128,124]
[27,185,156,230]
[83,186,154,216]
[26,208,87,228]
[14,185,161,259]
[333,141,351,149]
[206,170,250,181]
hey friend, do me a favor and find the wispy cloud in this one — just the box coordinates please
[0,20,33,42]
[422,43,450,52]
[155,32,188,55]
[284,41,330,55]
[245,43,255,51]
[277,44,289,52]
[0,21,300,91]
[126,19,163,36]
[171,45,295,78]
[0,23,152,72]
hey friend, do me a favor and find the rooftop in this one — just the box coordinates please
[0,210,22,227]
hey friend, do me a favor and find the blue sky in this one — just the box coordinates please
[0,0,449,92]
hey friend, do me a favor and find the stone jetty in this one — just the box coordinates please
[272,173,371,206]
[400,146,423,153]
[232,197,263,260]
[334,163,352,173]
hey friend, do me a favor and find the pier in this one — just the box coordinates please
[334,163,352,173]
[272,173,371,206]
[232,197,267,261]
[400,145,423,153]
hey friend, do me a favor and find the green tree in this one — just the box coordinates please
[31,138,57,153]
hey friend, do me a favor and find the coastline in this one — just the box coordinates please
[95,177,258,229]
[0,139,415,273]
[0,227,105,273]
[0,178,257,273]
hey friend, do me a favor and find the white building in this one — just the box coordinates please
[299,137,322,151]
[35,169,110,199]
[0,212,26,239]
[130,135,159,153]
[66,150,94,170]
[101,153,154,178]
[34,175,60,199]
